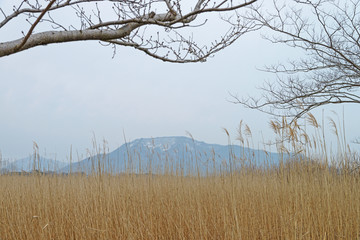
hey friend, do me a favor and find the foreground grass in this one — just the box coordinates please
[0,165,359,240]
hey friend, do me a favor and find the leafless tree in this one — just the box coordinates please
[0,0,258,62]
[233,0,360,120]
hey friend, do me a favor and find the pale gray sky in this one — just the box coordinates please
[0,1,359,161]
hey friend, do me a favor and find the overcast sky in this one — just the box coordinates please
[0,1,359,162]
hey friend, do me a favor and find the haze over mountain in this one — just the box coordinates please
[1,137,284,174]
[59,136,283,174]
[1,156,68,173]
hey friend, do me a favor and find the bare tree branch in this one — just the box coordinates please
[232,0,360,120]
[15,0,56,51]
[0,0,258,62]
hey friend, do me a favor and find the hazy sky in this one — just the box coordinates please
[0,1,359,161]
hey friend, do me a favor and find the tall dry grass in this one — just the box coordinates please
[1,170,359,239]
[0,113,359,239]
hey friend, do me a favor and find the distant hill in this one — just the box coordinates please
[59,136,283,175]
[1,156,68,173]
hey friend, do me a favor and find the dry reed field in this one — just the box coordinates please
[0,168,359,239]
[1,115,359,239]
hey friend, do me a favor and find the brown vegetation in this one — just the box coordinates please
[0,114,359,239]
[0,167,359,239]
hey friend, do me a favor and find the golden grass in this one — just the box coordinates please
[0,167,359,239]
[1,113,359,239]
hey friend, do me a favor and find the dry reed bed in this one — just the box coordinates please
[0,166,359,240]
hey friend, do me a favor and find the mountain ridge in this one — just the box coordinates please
[59,136,282,174]
[1,136,283,174]
[1,156,68,173]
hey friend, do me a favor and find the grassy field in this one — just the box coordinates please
[0,167,359,239]
[1,115,359,239]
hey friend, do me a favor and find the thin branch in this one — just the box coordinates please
[15,0,57,52]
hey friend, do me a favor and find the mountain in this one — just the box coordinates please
[1,156,68,173]
[59,136,283,175]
